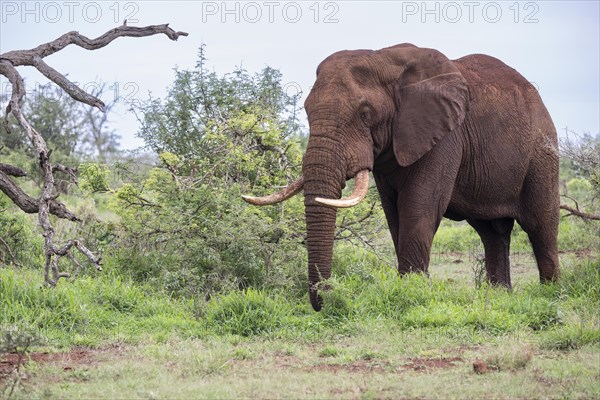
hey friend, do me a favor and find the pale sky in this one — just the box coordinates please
[1,1,598,149]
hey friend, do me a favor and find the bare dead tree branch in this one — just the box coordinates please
[0,163,27,177]
[68,252,85,281]
[1,23,188,125]
[44,239,103,285]
[32,55,107,112]
[0,23,187,285]
[560,129,600,169]
[1,24,188,63]
[0,170,80,221]
[560,204,600,221]
[561,194,581,211]
[52,163,78,183]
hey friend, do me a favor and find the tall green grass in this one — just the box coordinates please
[1,257,598,349]
[203,289,292,336]
[0,259,203,347]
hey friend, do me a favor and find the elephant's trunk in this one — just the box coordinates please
[302,141,346,311]
[305,202,338,311]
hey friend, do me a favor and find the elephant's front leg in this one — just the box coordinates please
[375,172,437,273]
[377,138,462,275]
[374,173,401,261]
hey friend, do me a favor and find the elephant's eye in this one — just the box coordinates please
[359,105,373,124]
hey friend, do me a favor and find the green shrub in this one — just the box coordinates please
[0,209,43,267]
[78,163,110,193]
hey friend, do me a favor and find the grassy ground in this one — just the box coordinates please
[22,331,600,399]
[1,254,599,399]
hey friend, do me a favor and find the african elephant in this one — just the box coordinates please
[244,43,560,311]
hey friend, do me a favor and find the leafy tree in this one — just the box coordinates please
[134,45,301,186]
[115,46,306,296]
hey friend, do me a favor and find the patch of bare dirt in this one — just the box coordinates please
[1,352,54,379]
[400,356,464,372]
[272,353,303,369]
[278,355,465,375]
[304,360,391,374]
[0,344,127,383]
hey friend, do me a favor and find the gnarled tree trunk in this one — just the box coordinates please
[0,23,188,284]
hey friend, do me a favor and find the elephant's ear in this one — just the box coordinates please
[388,46,469,166]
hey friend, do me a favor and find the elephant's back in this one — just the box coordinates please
[453,54,556,144]
[454,54,542,108]
[454,54,526,83]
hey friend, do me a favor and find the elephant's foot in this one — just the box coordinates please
[487,275,512,290]
[397,262,428,276]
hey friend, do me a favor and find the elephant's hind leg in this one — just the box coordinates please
[518,156,560,283]
[518,214,560,283]
[467,218,515,288]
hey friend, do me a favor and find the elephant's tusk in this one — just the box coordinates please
[242,176,304,205]
[315,169,370,208]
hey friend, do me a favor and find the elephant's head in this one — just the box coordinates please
[243,44,469,311]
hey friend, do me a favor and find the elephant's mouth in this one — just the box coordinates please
[242,169,370,208]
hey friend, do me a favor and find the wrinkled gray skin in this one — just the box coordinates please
[300,43,559,311]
